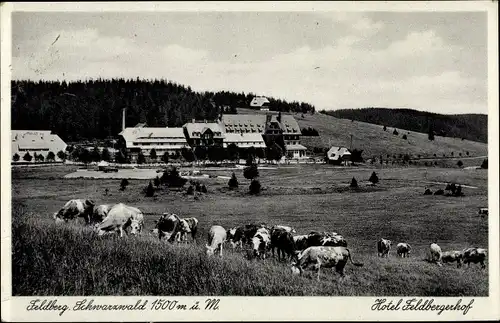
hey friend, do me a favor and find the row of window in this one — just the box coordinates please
[18,148,50,152]
[132,142,186,146]
[191,131,222,137]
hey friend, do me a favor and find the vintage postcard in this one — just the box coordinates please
[1,1,499,321]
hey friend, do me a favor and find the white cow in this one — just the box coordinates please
[291,246,363,281]
[95,203,144,237]
[429,243,443,266]
[206,225,227,257]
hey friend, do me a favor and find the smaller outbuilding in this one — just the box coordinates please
[327,146,351,165]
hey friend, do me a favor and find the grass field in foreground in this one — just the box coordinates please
[11,164,489,296]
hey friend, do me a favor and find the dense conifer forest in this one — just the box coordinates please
[323,108,487,143]
[11,79,315,142]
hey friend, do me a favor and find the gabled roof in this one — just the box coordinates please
[221,114,301,135]
[183,122,225,138]
[250,96,270,107]
[224,133,265,143]
[11,130,67,154]
[327,147,351,160]
[119,127,187,146]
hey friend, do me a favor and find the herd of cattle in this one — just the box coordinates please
[52,199,488,281]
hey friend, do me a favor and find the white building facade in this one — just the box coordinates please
[11,130,67,161]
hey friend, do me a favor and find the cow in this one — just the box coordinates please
[271,225,296,234]
[442,250,463,268]
[95,203,144,237]
[423,188,433,195]
[226,226,245,249]
[91,204,112,225]
[429,243,443,266]
[291,246,363,281]
[462,247,487,269]
[53,199,95,224]
[205,225,227,257]
[270,227,296,261]
[377,238,392,257]
[478,208,488,217]
[177,217,199,242]
[154,213,185,242]
[434,189,444,195]
[251,227,271,259]
[396,243,412,258]
[293,234,309,251]
[320,232,348,247]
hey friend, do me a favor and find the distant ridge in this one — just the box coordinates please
[322,107,487,143]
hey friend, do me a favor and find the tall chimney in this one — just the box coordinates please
[122,108,126,131]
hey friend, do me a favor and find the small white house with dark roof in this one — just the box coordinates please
[11,130,67,162]
[250,96,270,111]
[327,146,351,165]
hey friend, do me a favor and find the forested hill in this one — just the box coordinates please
[11,79,315,142]
[323,108,487,143]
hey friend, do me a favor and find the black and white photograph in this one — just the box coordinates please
[1,1,498,321]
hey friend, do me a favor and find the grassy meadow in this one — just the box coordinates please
[11,163,489,296]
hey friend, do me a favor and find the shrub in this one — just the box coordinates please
[481,159,488,169]
[383,125,387,131]
[181,148,195,162]
[457,160,463,168]
[23,152,32,162]
[101,148,111,161]
[137,152,146,164]
[145,181,155,197]
[369,172,379,185]
[13,153,20,162]
[161,166,187,188]
[244,164,259,180]
[249,179,261,195]
[227,143,239,161]
[154,176,160,188]
[150,149,157,161]
[402,134,407,140]
[466,151,469,156]
[434,161,438,166]
[350,149,364,163]
[228,172,239,189]
[393,129,399,136]
[350,177,358,188]
[46,151,55,162]
[186,185,194,195]
[120,179,129,191]
[403,154,410,162]
[201,184,207,194]
[162,152,169,164]
[57,150,66,161]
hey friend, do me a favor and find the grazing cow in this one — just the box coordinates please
[377,239,392,257]
[434,189,444,196]
[320,232,348,247]
[206,225,227,257]
[226,226,245,249]
[270,227,296,261]
[462,248,487,269]
[271,225,296,234]
[429,243,443,265]
[423,188,433,195]
[154,213,184,242]
[442,251,463,268]
[291,246,363,281]
[95,203,144,237]
[252,228,271,259]
[396,243,412,258]
[478,208,488,217]
[53,199,95,224]
[293,234,309,251]
[237,223,267,247]
[91,204,112,225]
[177,217,199,242]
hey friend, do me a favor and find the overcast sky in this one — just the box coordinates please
[11,11,489,114]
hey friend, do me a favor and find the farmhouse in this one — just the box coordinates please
[327,146,351,165]
[249,96,270,111]
[11,130,67,161]
[119,124,188,162]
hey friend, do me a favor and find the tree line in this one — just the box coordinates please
[11,79,316,142]
[322,107,487,143]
